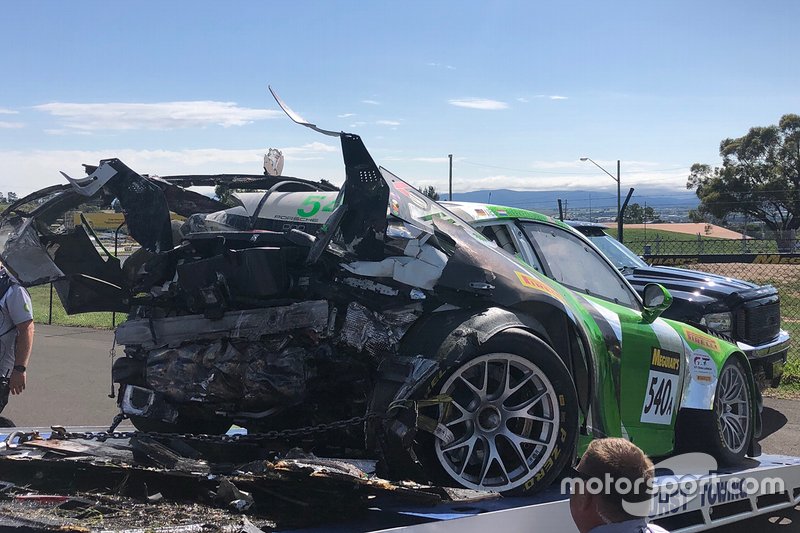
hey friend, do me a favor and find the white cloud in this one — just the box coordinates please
[448,98,509,110]
[0,142,340,195]
[0,122,24,129]
[362,100,380,105]
[517,97,530,103]
[0,108,19,115]
[534,94,569,100]
[427,62,456,70]
[376,120,401,126]
[33,101,282,132]
[338,113,356,118]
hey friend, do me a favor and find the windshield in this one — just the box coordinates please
[580,231,647,269]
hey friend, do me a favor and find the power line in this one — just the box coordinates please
[459,160,694,176]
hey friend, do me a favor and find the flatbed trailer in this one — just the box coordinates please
[1,427,799,532]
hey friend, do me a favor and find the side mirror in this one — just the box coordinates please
[641,283,672,324]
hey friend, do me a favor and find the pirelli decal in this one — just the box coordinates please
[683,329,720,352]
[650,347,681,375]
[515,271,563,302]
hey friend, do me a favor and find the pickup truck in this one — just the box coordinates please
[563,220,790,386]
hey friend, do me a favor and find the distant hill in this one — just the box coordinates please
[450,187,698,212]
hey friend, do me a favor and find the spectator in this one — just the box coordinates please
[0,263,34,427]
[570,437,668,533]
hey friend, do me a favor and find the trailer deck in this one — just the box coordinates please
[1,427,799,532]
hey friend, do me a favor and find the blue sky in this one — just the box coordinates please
[1,1,798,212]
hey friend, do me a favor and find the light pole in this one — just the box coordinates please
[580,157,621,241]
[448,154,453,201]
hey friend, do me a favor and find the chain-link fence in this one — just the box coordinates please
[631,238,800,367]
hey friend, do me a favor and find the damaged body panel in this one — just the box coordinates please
[0,90,757,496]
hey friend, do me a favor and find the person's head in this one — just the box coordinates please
[569,438,654,533]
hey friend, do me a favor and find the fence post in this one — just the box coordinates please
[48,283,53,325]
[697,233,703,255]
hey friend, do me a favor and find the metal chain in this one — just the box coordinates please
[42,413,384,445]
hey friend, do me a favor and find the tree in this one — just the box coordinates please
[418,185,440,201]
[687,114,800,251]
[622,203,657,223]
[7,192,17,203]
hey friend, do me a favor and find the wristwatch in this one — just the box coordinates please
[12,365,26,373]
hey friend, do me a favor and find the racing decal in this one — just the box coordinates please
[295,193,338,218]
[471,206,496,220]
[683,328,721,353]
[690,350,716,384]
[581,298,623,354]
[515,271,565,303]
[680,342,719,410]
[640,347,681,425]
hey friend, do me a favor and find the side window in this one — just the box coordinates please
[521,222,639,308]
[480,222,544,273]
[481,224,517,254]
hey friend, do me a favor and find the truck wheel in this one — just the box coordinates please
[414,331,578,495]
[677,357,753,465]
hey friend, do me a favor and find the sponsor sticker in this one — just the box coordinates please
[690,350,716,383]
[515,271,563,302]
[472,207,495,219]
[640,347,680,425]
[683,329,720,352]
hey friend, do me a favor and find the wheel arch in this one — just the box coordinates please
[399,304,591,419]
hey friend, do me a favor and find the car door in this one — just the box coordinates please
[477,218,686,455]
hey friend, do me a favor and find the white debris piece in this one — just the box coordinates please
[342,240,448,290]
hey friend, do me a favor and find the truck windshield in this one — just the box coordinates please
[577,227,648,270]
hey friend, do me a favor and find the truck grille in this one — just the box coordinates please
[738,302,781,345]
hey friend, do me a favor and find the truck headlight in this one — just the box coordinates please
[701,312,733,334]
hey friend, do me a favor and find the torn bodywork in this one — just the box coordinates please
[0,92,590,496]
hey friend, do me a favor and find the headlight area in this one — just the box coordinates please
[701,311,733,335]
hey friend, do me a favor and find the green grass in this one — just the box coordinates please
[28,284,116,329]
[620,228,781,255]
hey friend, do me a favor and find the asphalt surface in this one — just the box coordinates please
[2,324,800,530]
[2,324,121,427]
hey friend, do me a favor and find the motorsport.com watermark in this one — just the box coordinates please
[561,453,786,517]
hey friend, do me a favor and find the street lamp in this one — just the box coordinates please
[580,157,622,241]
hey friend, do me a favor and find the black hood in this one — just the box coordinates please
[624,264,777,310]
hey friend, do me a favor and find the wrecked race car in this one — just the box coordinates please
[0,93,759,496]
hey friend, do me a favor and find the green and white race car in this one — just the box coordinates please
[232,190,762,490]
[0,92,760,496]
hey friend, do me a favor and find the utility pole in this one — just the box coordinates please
[616,160,621,242]
[448,154,453,201]
[580,157,622,240]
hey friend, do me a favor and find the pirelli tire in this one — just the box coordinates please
[412,329,579,495]
[677,356,754,465]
